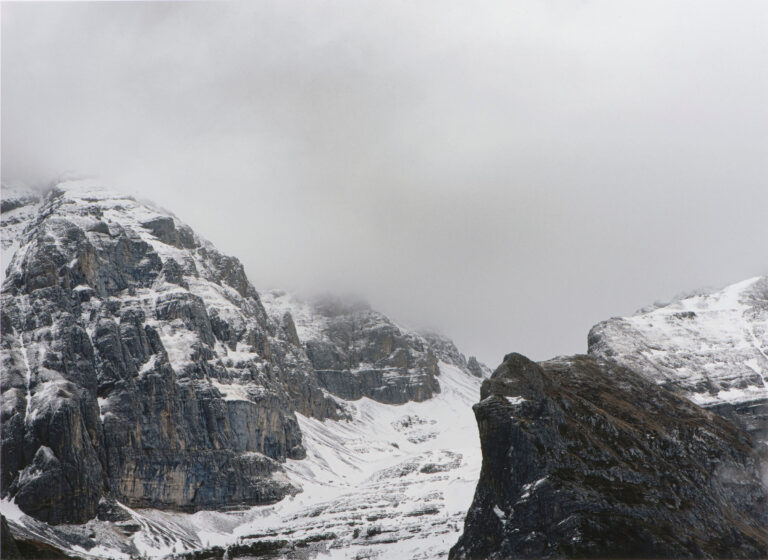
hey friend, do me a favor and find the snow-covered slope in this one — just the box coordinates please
[589,276,768,441]
[243,361,483,559]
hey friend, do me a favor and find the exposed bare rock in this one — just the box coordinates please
[451,353,768,559]
[261,291,485,404]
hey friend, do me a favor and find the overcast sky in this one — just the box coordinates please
[3,1,768,366]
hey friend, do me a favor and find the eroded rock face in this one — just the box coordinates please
[451,353,768,560]
[0,182,338,523]
[466,356,489,378]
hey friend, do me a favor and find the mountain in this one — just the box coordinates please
[9,179,767,560]
[1,181,335,525]
[260,290,484,404]
[0,181,487,559]
[0,184,43,286]
[450,353,768,560]
[589,276,768,442]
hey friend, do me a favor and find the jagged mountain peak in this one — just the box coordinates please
[261,289,488,404]
[0,181,487,558]
[262,289,489,378]
[1,179,344,525]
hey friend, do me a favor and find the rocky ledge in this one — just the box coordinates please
[451,353,768,559]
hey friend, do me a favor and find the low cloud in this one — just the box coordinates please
[3,1,768,365]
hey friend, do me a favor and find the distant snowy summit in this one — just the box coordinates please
[589,276,768,441]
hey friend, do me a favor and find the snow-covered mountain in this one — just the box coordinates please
[589,276,768,442]
[0,181,487,559]
[0,184,43,286]
[7,179,767,560]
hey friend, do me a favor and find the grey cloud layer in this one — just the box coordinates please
[3,1,768,364]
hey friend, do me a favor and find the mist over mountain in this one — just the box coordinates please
[3,2,768,559]
[4,1,768,365]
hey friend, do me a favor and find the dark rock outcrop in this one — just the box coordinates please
[451,353,768,559]
[2,515,23,559]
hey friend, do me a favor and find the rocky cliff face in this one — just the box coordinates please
[451,353,768,560]
[589,276,768,442]
[0,182,342,524]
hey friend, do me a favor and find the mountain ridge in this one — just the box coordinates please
[588,274,768,443]
[0,180,488,559]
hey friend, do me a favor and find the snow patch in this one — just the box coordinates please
[210,380,254,403]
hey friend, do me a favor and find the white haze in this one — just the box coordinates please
[2,1,768,367]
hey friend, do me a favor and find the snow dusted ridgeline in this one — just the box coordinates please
[0,181,489,559]
[589,276,768,441]
[451,353,768,560]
